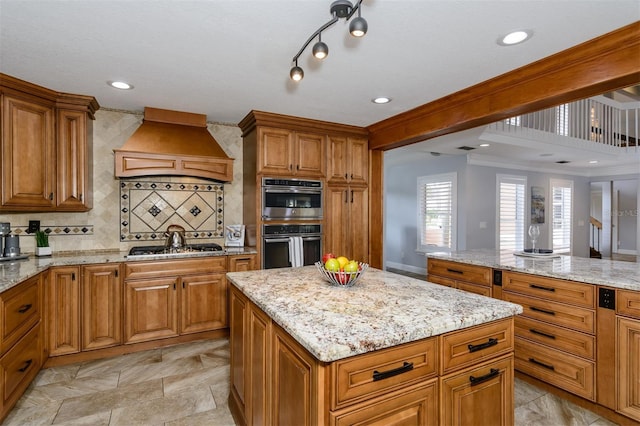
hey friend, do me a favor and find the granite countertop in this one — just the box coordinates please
[0,247,257,293]
[426,249,640,291]
[226,266,522,363]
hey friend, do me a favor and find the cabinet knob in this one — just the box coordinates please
[345,173,348,179]
[49,193,54,200]
[296,164,299,170]
[351,190,354,203]
[80,193,83,201]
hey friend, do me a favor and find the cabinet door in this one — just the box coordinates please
[325,186,350,256]
[57,109,92,211]
[48,267,80,356]
[247,302,271,426]
[271,325,319,426]
[181,273,227,334]
[1,94,56,209]
[258,127,293,175]
[229,286,248,421]
[440,355,514,426]
[327,136,348,185]
[0,324,41,414]
[228,254,258,272]
[124,278,178,344]
[295,132,325,177]
[618,317,640,421]
[347,137,368,186]
[81,264,122,350]
[349,186,369,263]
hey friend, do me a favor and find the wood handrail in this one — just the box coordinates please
[590,217,602,230]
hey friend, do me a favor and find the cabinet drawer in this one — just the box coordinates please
[440,318,513,375]
[502,271,595,308]
[457,281,492,297]
[1,323,42,406]
[427,259,491,286]
[504,292,595,334]
[617,290,640,320]
[440,354,514,426]
[331,338,437,409]
[427,275,455,288]
[0,275,41,355]
[330,379,437,426]
[514,316,595,360]
[125,256,226,280]
[515,337,595,401]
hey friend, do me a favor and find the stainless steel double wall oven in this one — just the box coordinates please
[261,178,323,269]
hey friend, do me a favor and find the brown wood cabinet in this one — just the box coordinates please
[0,273,43,422]
[616,290,640,422]
[124,257,227,344]
[326,136,368,186]
[325,185,368,262]
[0,73,98,212]
[228,284,514,426]
[81,264,122,350]
[228,254,258,272]
[48,266,81,356]
[427,258,493,297]
[256,127,325,178]
[502,270,597,401]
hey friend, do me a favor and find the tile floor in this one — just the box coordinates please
[3,337,618,426]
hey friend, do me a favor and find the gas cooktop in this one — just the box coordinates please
[127,243,223,260]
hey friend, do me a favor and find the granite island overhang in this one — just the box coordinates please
[226,266,523,362]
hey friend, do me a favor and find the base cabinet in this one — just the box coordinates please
[82,264,121,350]
[48,266,80,356]
[617,293,640,422]
[440,355,513,426]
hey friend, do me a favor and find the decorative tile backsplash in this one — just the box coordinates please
[120,179,225,241]
[10,225,94,236]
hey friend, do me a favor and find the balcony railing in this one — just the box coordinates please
[488,96,639,153]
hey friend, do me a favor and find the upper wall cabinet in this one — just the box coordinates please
[257,127,325,178]
[0,74,99,212]
[327,136,368,186]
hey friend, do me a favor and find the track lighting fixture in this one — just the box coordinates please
[289,0,368,82]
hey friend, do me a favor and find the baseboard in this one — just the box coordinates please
[385,261,427,276]
[615,249,637,255]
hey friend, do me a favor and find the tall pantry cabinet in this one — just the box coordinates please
[239,111,370,266]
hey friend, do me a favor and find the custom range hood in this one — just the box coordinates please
[114,107,234,182]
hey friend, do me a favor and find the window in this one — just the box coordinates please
[497,175,526,251]
[417,173,457,252]
[550,178,573,253]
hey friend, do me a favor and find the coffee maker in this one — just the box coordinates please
[0,222,9,256]
[0,223,26,260]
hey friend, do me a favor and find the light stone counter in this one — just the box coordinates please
[226,266,523,362]
[426,249,640,291]
[0,247,257,293]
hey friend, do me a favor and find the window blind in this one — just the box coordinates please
[417,173,457,252]
[498,175,526,251]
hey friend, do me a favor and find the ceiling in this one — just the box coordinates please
[1,0,639,172]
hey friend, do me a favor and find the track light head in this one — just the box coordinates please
[312,40,329,59]
[290,65,304,82]
[349,8,367,37]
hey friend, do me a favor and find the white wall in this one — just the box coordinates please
[384,152,596,273]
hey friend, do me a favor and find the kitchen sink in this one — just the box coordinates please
[127,243,223,260]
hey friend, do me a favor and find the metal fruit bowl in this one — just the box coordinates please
[315,261,369,287]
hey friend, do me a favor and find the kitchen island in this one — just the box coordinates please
[226,266,522,425]
[425,250,640,424]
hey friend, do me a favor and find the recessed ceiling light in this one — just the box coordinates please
[372,97,391,104]
[589,160,599,164]
[498,30,532,46]
[108,81,134,90]
[479,143,490,147]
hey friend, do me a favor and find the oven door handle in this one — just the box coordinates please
[263,238,292,243]
[301,236,321,241]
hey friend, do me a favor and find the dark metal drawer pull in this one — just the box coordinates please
[18,304,32,314]
[529,328,556,339]
[469,368,500,386]
[18,359,33,372]
[372,361,414,382]
[468,337,498,353]
[446,268,464,274]
[530,284,556,292]
[529,357,555,371]
[530,306,555,316]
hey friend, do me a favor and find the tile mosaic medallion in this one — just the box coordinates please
[120,179,224,242]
